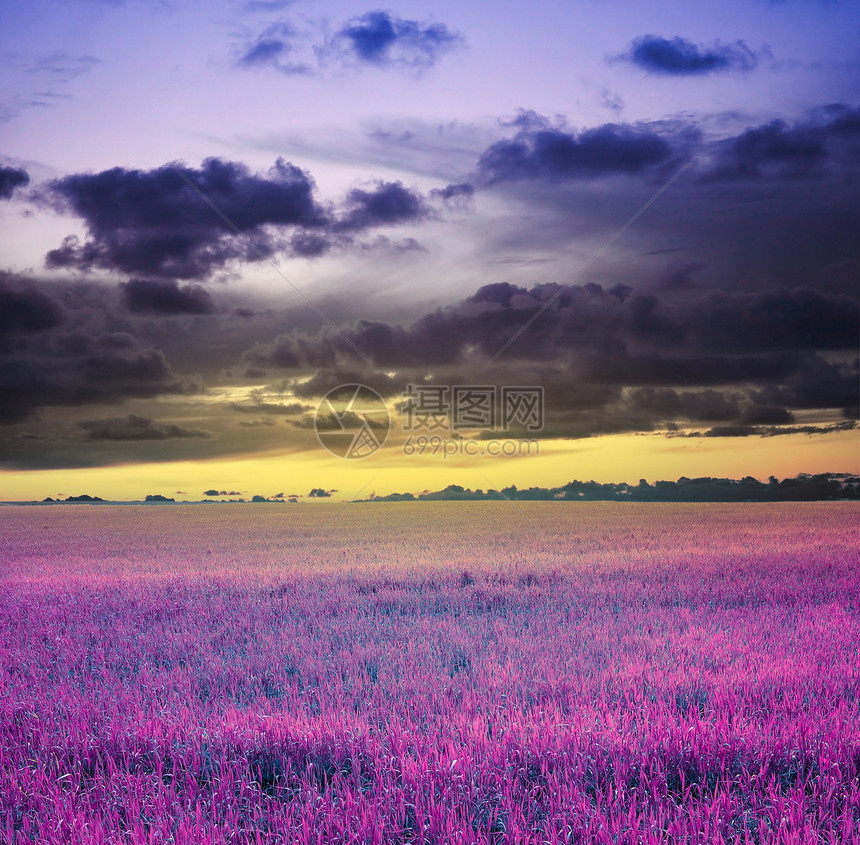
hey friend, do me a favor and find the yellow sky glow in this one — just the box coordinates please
[2,430,856,502]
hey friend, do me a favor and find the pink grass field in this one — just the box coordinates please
[1,501,859,844]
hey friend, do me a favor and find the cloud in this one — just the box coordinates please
[335,181,429,231]
[229,400,308,415]
[238,9,461,75]
[241,36,290,67]
[0,165,29,199]
[752,356,859,416]
[120,278,216,315]
[356,235,427,254]
[705,104,860,180]
[44,158,443,278]
[259,282,857,370]
[44,158,327,279]
[738,404,795,425]
[241,279,857,439]
[0,331,198,423]
[0,275,63,338]
[459,107,860,301]
[474,106,860,194]
[237,21,310,74]
[77,414,210,441]
[581,351,802,388]
[628,387,740,421]
[645,287,859,353]
[331,10,461,70]
[0,275,200,423]
[477,123,675,183]
[694,420,857,438]
[244,335,337,370]
[616,35,759,76]
[430,182,475,207]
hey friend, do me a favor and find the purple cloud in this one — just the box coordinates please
[618,35,759,76]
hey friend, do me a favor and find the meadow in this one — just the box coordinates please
[1,501,858,844]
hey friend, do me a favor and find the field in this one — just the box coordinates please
[1,502,859,844]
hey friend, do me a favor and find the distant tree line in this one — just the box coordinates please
[32,473,857,504]
[365,473,859,503]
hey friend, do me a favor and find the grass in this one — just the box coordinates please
[1,502,859,843]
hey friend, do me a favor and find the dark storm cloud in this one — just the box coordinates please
[474,106,860,193]
[738,404,795,425]
[0,275,200,423]
[460,107,860,296]
[44,159,442,277]
[334,181,429,232]
[241,279,856,438]
[332,10,461,70]
[617,35,759,76]
[44,158,327,278]
[477,123,675,183]
[0,165,29,199]
[1,332,196,423]
[494,103,860,293]
[247,282,857,374]
[582,351,802,387]
[245,334,339,370]
[636,287,858,353]
[77,414,210,441]
[120,278,215,315]
[288,232,333,258]
[706,104,860,181]
[626,394,797,432]
[752,356,859,416]
[628,387,740,421]
[0,275,63,337]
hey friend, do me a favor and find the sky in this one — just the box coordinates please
[0,0,858,502]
